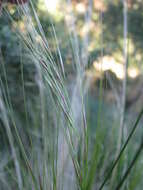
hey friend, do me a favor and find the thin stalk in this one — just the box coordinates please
[99,107,143,190]
[0,51,23,190]
[97,10,103,130]
[110,0,128,186]
[0,92,23,190]
[0,51,39,190]
[115,135,143,190]
[118,0,128,152]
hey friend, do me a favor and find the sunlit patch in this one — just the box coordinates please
[75,3,86,13]
[93,0,106,11]
[81,23,89,37]
[128,68,139,78]
[45,0,59,13]
[93,56,124,79]
[9,6,15,14]
[35,34,43,43]
[18,21,25,32]
[93,56,140,79]
[65,13,74,29]
[80,21,95,37]
[136,53,142,61]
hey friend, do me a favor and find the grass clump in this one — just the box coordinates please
[0,1,143,190]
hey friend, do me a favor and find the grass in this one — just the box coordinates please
[0,0,143,189]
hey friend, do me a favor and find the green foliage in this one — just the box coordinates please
[1,1,143,190]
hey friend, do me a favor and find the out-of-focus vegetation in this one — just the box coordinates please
[0,0,143,189]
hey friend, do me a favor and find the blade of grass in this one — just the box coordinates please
[99,107,143,190]
[115,135,143,190]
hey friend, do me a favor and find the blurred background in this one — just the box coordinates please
[0,0,143,189]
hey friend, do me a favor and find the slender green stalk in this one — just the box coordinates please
[99,107,143,190]
[115,135,143,190]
